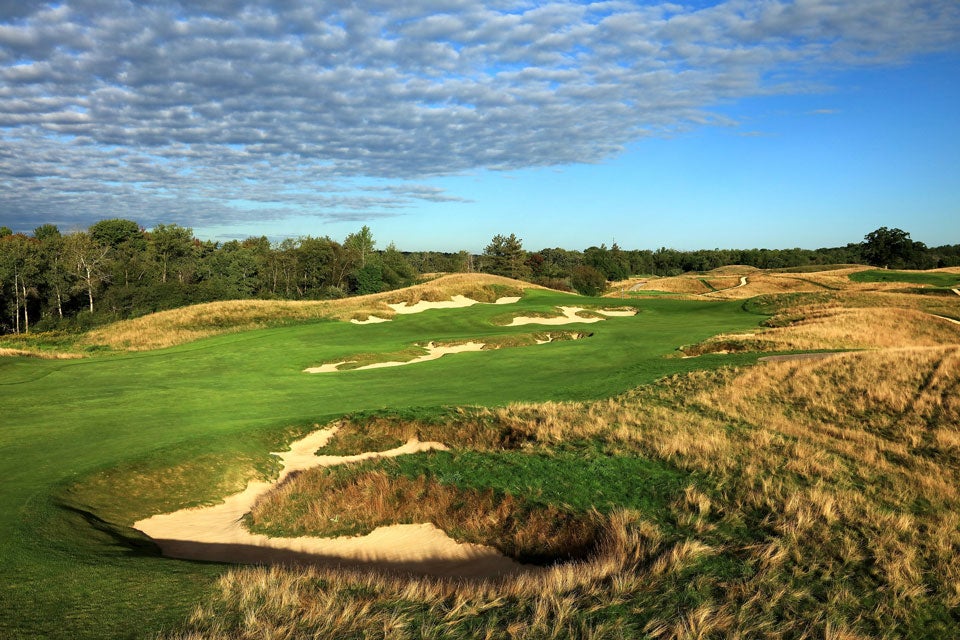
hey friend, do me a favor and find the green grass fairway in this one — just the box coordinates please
[849,269,960,288]
[0,290,765,639]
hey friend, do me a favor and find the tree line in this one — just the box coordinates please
[1,221,956,335]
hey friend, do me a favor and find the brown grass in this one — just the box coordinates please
[250,468,601,565]
[0,347,85,359]
[82,274,533,351]
[685,305,960,355]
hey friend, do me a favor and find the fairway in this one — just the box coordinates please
[0,290,764,639]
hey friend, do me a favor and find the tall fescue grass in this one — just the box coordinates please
[683,287,960,356]
[164,344,960,638]
[250,467,602,564]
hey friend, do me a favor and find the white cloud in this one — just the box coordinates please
[0,0,957,231]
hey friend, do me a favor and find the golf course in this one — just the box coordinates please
[2,268,959,638]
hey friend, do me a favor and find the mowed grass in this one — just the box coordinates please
[849,269,960,288]
[0,288,764,639]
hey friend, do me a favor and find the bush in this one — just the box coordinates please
[570,266,606,296]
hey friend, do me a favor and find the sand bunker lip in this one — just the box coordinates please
[506,306,636,326]
[304,331,589,373]
[134,427,529,578]
[388,295,520,315]
[350,316,391,325]
[350,295,521,324]
[304,342,487,373]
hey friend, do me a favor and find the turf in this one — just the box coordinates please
[0,289,767,639]
[848,269,960,288]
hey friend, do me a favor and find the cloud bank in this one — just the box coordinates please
[1,1,957,231]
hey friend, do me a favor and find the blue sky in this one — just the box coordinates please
[1,1,958,252]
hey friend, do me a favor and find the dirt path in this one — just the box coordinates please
[134,428,528,578]
[953,288,960,297]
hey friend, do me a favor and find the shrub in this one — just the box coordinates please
[570,265,606,296]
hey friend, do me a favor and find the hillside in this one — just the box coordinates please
[1,267,958,638]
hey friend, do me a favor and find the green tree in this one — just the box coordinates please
[482,233,530,279]
[380,243,416,288]
[149,224,194,283]
[90,219,147,286]
[584,244,629,281]
[34,225,70,320]
[64,232,111,313]
[862,227,918,269]
[353,262,383,294]
[570,265,607,296]
[344,225,375,268]
[0,234,43,333]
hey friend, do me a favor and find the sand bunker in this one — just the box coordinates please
[134,427,527,578]
[304,342,486,373]
[352,295,521,324]
[507,306,635,326]
[593,308,638,317]
[387,295,519,315]
[350,316,391,325]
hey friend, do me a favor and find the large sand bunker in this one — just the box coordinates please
[134,428,527,578]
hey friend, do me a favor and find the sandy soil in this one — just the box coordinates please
[387,295,519,315]
[593,308,638,317]
[350,316,391,325]
[134,428,528,578]
[349,295,520,325]
[304,342,487,373]
[507,306,605,326]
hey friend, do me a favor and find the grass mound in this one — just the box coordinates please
[165,346,960,639]
[683,290,960,356]
[81,274,532,351]
[249,461,603,565]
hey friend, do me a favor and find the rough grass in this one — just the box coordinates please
[249,464,603,565]
[164,345,960,639]
[683,288,960,356]
[849,269,960,288]
[81,274,531,351]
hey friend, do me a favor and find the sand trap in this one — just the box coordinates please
[593,308,638,317]
[387,295,519,315]
[350,316,391,325]
[507,306,605,326]
[134,428,527,578]
[304,342,486,373]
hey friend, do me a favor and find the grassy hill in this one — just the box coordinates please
[1,268,958,638]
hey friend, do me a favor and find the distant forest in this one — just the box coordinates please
[0,220,957,335]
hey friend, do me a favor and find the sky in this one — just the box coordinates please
[1,0,958,253]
